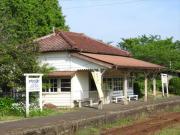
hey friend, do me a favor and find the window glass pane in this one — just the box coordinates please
[61,78,71,92]
[43,79,58,93]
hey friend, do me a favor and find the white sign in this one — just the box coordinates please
[28,78,41,92]
[161,74,168,84]
[24,73,43,117]
[161,73,169,97]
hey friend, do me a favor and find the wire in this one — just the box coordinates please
[61,0,147,10]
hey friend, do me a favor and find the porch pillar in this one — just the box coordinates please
[123,73,128,105]
[144,74,148,102]
[166,83,169,97]
[91,70,104,110]
[153,77,156,97]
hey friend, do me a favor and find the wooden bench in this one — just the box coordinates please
[127,90,138,101]
[111,91,125,103]
[74,98,93,108]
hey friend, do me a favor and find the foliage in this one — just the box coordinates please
[0,0,66,91]
[11,102,25,116]
[0,0,69,43]
[0,98,14,115]
[118,35,180,70]
[169,77,180,95]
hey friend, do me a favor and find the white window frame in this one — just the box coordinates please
[43,78,58,93]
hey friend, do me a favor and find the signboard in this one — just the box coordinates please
[161,73,169,97]
[28,78,41,92]
[24,73,43,117]
[161,74,168,84]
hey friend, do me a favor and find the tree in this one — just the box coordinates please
[0,0,67,91]
[0,0,69,43]
[118,35,180,70]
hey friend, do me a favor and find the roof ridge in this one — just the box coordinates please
[81,34,131,56]
[34,33,55,41]
[58,31,78,49]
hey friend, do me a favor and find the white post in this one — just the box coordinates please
[166,83,169,97]
[39,75,43,111]
[144,75,148,102]
[25,75,29,117]
[123,73,128,105]
[162,83,165,97]
[153,77,156,97]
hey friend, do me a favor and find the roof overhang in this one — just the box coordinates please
[71,53,165,71]
[71,53,113,68]
[48,71,76,77]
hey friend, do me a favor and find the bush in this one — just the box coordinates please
[0,98,14,116]
[169,77,180,95]
[11,102,25,116]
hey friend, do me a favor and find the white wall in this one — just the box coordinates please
[42,71,90,107]
[38,52,104,71]
[71,71,89,100]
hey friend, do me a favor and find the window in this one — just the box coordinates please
[61,79,71,92]
[103,78,123,91]
[113,78,123,91]
[43,79,57,92]
[103,78,112,91]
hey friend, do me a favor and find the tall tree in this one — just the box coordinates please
[118,35,180,70]
[0,0,67,91]
[0,0,69,43]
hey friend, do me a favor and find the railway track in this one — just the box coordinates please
[101,112,180,135]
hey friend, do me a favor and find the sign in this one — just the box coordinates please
[28,78,41,92]
[161,74,168,84]
[24,73,43,117]
[161,73,169,97]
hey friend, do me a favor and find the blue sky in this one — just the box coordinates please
[59,0,180,43]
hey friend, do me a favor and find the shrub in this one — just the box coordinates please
[169,77,180,95]
[0,97,14,116]
[11,102,25,116]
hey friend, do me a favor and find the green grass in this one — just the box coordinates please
[75,112,147,135]
[75,106,180,135]
[155,124,180,135]
[0,108,78,122]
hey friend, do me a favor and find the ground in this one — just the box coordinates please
[0,96,180,135]
[101,112,180,135]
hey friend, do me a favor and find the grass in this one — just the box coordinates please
[0,108,78,122]
[75,112,148,135]
[155,124,180,135]
[75,106,180,135]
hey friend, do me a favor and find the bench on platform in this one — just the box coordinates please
[111,91,125,103]
[127,90,138,101]
[74,98,93,108]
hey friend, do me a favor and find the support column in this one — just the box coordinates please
[91,70,104,110]
[162,83,165,97]
[153,77,156,97]
[144,74,148,102]
[166,83,169,97]
[123,73,128,105]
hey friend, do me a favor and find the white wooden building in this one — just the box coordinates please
[37,31,163,108]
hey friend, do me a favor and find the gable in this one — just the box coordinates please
[38,52,106,71]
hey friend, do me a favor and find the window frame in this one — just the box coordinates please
[60,78,71,92]
[43,78,58,93]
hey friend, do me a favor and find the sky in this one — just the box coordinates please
[59,0,180,43]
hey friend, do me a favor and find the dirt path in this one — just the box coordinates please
[101,112,180,135]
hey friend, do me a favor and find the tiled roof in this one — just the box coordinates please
[36,31,131,57]
[74,53,164,70]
